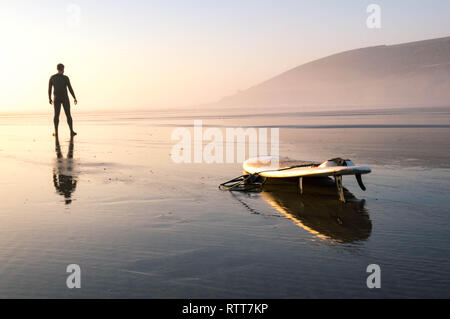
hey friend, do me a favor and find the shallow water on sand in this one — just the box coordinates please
[0,107,449,298]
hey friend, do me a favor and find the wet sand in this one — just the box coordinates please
[0,107,449,298]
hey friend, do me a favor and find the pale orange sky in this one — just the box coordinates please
[0,0,449,113]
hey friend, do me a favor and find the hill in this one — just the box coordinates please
[217,36,450,109]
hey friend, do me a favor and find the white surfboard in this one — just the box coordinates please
[242,156,371,202]
[243,156,371,178]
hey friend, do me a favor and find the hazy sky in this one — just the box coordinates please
[0,0,449,112]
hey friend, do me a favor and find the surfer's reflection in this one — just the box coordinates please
[242,178,372,243]
[53,136,78,205]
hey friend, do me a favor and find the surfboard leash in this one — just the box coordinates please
[219,163,317,192]
[219,173,267,192]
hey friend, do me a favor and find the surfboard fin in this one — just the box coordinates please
[355,173,366,191]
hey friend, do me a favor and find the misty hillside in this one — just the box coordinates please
[217,36,450,109]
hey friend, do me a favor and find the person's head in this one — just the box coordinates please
[57,63,65,74]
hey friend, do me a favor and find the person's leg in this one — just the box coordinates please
[62,98,76,136]
[53,100,62,136]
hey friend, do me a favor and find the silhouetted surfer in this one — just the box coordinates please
[48,64,78,136]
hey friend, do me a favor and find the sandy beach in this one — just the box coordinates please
[0,107,449,298]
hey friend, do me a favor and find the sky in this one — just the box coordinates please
[0,0,449,113]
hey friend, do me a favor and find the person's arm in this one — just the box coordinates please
[67,77,77,104]
[48,77,53,104]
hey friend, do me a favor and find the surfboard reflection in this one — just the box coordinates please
[261,178,372,243]
[53,136,78,205]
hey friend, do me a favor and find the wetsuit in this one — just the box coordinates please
[48,73,76,131]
